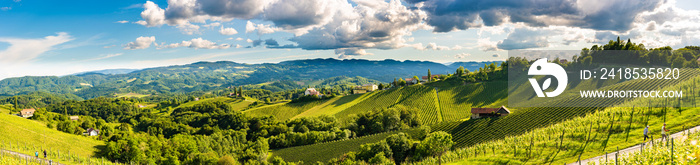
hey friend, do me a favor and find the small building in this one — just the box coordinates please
[69,116,80,121]
[405,78,418,85]
[19,109,36,118]
[194,98,200,101]
[84,128,100,136]
[360,84,378,91]
[353,84,378,94]
[138,105,147,108]
[305,88,320,96]
[422,74,443,81]
[470,106,510,119]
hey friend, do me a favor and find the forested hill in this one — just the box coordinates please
[0,58,501,99]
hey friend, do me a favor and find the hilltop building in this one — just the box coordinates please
[353,84,378,94]
[470,106,510,119]
[85,128,100,136]
[305,88,321,96]
[20,109,36,118]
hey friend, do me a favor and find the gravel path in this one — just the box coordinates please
[1,149,63,165]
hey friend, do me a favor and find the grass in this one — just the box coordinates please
[272,129,420,164]
[163,97,256,115]
[113,93,149,98]
[413,74,700,165]
[0,107,110,165]
[244,100,327,121]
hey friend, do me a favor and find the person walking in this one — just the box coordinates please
[643,125,650,141]
[43,149,47,158]
[35,151,38,158]
[661,123,670,142]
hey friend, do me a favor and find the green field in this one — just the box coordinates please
[0,107,108,165]
[166,97,256,114]
[414,74,700,164]
[243,100,327,121]
[272,129,421,163]
[113,93,149,98]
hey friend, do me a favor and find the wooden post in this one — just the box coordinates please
[671,138,674,163]
[615,147,620,165]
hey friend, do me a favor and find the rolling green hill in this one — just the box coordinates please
[417,75,700,165]
[0,107,107,165]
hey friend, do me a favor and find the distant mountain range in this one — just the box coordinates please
[0,58,502,99]
[71,69,140,75]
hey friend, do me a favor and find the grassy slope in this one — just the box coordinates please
[272,129,420,164]
[0,107,105,164]
[243,100,327,121]
[416,73,700,164]
[163,97,256,114]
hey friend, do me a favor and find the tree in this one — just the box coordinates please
[412,76,420,84]
[265,98,271,104]
[378,84,385,90]
[217,155,238,165]
[428,69,432,82]
[455,66,464,77]
[385,133,412,164]
[416,131,454,165]
[13,96,18,110]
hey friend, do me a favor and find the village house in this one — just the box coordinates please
[84,128,100,136]
[405,78,418,85]
[305,88,321,96]
[19,108,36,118]
[353,84,378,94]
[70,116,80,121]
[194,98,200,101]
[138,105,147,108]
[470,106,510,119]
[421,74,443,82]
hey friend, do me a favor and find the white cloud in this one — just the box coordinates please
[140,1,165,27]
[235,37,244,41]
[123,36,156,50]
[134,20,147,26]
[335,48,373,58]
[219,26,238,35]
[159,38,230,49]
[0,32,73,63]
[477,37,501,51]
[116,20,129,24]
[0,7,10,11]
[246,21,280,35]
[246,39,253,43]
[455,53,470,59]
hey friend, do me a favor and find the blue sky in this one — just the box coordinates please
[0,0,699,80]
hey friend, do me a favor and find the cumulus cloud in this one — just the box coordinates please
[455,53,470,59]
[140,1,165,27]
[116,20,129,24]
[496,28,552,50]
[289,0,427,57]
[235,37,243,41]
[245,21,280,35]
[335,48,373,58]
[0,32,73,63]
[408,0,664,32]
[159,38,230,49]
[219,26,238,35]
[123,36,156,50]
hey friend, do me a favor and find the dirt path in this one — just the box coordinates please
[1,149,64,165]
[569,125,700,165]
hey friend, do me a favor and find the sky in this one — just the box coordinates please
[0,0,699,80]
